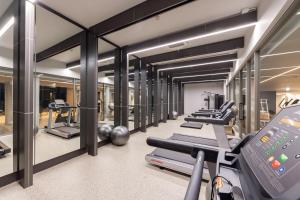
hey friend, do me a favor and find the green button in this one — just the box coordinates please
[278,154,288,163]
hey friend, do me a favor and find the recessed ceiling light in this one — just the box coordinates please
[97,56,114,63]
[260,50,300,58]
[182,79,226,84]
[286,87,290,92]
[159,59,235,71]
[260,66,300,84]
[128,22,256,55]
[173,72,228,79]
[67,56,115,69]
[0,17,14,38]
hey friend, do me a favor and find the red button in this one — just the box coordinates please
[272,160,281,169]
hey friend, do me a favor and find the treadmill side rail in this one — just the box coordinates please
[146,137,219,162]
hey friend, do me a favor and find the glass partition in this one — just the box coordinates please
[0,0,14,177]
[259,6,300,129]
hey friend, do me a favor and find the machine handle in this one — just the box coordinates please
[147,137,219,161]
[184,151,205,200]
[147,137,194,155]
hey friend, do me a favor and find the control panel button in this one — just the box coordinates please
[295,154,300,159]
[282,145,287,150]
[278,154,288,163]
[260,134,270,143]
[278,167,285,174]
[272,160,281,169]
[268,156,274,162]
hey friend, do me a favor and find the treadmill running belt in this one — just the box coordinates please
[151,148,195,165]
[180,122,203,129]
[56,127,80,134]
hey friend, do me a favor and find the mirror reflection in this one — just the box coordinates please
[97,38,116,141]
[34,5,82,164]
[259,10,300,129]
[0,0,14,177]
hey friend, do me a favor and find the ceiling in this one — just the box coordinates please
[0,0,260,77]
[105,0,258,47]
[0,0,12,17]
[38,0,145,28]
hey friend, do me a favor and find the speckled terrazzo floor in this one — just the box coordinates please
[0,116,212,200]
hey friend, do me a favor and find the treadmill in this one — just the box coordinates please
[0,141,11,157]
[0,110,12,157]
[146,107,239,177]
[191,101,234,118]
[180,102,234,129]
[196,100,229,113]
[147,104,300,200]
[46,99,80,139]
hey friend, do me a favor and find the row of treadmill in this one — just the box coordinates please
[145,100,300,200]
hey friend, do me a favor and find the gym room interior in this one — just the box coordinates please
[0,0,300,199]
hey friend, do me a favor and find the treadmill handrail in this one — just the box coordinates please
[146,137,219,162]
[184,151,205,200]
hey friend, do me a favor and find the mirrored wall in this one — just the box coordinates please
[97,38,116,141]
[0,0,14,177]
[33,5,83,164]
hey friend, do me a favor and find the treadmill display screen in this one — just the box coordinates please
[242,105,300,198]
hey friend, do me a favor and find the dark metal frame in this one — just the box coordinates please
[147,66,154,125]
[168,75,174,119]
[140,61,147,132]
[133,60,141,130]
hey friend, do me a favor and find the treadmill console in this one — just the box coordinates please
[242,105,300,198]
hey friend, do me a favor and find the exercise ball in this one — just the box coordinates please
[111,126,130,146]
[98,124,113,140]
[172,111,178,120]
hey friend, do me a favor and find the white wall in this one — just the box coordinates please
[184,82,224,114]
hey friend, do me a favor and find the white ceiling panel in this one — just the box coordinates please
[39,0,145,27]
[105,0,259,47]
[0,0,13,17]
[35,5,82,52]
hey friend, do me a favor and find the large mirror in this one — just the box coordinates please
[97,38,116,141]
[0,0,14,177]
[128,55,137,132]
[34,5,82,164]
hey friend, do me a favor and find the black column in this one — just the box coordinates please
[174,82,178,113]
[133,59,140,130]
[181,83,184,114]
[153,68,159,126]
[120,48,128,127]
[178,81,182,116]
[80,30,98,156]
[162,73,168,122]
[140,60,147,132]
[168,76,173,119]
[147,66,153,125]
[114,49,121,126]
[13,0,35,188]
